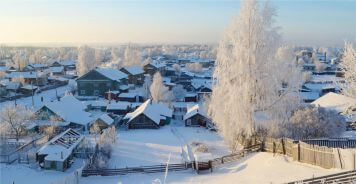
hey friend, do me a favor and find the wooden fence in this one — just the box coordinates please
[82,163,193,177]
[286,170,356,184]
[263,138,335,169]
[302,138,356,148]
[82,144,262,177]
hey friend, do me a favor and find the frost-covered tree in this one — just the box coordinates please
[340,43,356,98]
[315,61,326,73]
[208,0,302,150]
[77,45,96,76]
[150,72,173,104]
[143,75,152,99]
[13,52,29,71]
[186,63,203,73]
[0,105,33,141]
[281,105,345,139]
[95,49,105,66]
[172,64,181,73]
[123,44,142,66]
[303,71,312,83]
[172,85,186,101]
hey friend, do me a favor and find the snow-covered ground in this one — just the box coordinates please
[109,125,229,168]
[0,159,85,184]
[0,80,73,108]
[80,152,339,184]
[0,124,342,184]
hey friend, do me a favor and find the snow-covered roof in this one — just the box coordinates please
[48,76,68,82]
[107,101,130,110]
[6,71,40,79]
[185,93,197,97]
[191,78,212,90]
[28,63,46,68]
[49,66,64,73]
[119,85,130,91]
[310,75,344,84]
[124,99,172,125]
[304,83,339,91]
[5,81,21,90]
[37,128,83,162]
[95,68,128,81]
[149,60,166,68]
[21,85,38,90]
[184,104,208,120]
[312,92,356,114]
[56,60,75,66]
[300,92,320,101]
[39,95,92,126]
[119,92,137,98]
[122,66,144,75]
[94,113,114,126]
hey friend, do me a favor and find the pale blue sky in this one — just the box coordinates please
[0,0,355,46]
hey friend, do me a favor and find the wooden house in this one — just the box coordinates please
[76,68,128,96]
[120,66,145,85]
[184,104,210,127]
[89,114,115,133]
[185,93,198,102]
[35,95,92,131]
[123,99,172,129]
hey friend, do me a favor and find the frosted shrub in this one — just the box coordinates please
[281,105,346,139]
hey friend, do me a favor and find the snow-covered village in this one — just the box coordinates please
[0,0,356,184]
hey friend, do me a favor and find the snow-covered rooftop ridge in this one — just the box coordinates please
[39,95,92,125]
[92,113,114,126]
[312,92,356,114]
[56,60,75,66]
[184,104,207,120]
[119,92,138,98]
[95,67,128,81]
[6,71,45,79]
[124,99,172,125]
[107,101,130,110]
[122,66,144,75]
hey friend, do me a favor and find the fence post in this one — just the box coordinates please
[209,160,212,173]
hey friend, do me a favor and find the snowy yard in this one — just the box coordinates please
[80,152,339,184]
[109,125,229,168]
[0,159,85,184]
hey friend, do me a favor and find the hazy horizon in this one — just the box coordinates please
[1,0,356,47]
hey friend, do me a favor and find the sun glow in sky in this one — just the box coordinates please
[1,0,356,46]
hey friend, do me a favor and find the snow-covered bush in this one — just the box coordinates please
[190,142,209,153]
[280,105,346,139]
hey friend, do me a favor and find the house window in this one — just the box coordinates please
[80,90,86,95]
[106,82,111,87]
[94,83,99,87]
[94,90,99,96]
